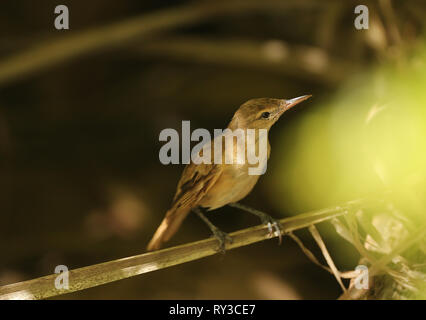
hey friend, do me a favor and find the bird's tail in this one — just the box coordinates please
[146,205,192,251]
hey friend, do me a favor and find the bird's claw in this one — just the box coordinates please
[211,228,233,254]
[263,217,284,245]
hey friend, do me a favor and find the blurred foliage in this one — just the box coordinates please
[273,44,426,215]
[272,45,426,298]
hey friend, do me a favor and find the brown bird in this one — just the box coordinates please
[147,95,311,251]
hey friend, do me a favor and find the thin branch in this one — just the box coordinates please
[309,224,347,293]
[0,200,363,300]
[288,232,357,279]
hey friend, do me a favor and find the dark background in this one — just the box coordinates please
[0,0,425,299]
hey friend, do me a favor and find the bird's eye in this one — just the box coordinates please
[261,112,270,119]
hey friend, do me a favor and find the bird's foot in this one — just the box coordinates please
[229,203,284,245]
[259,214,284,245]
[211,227,233,254]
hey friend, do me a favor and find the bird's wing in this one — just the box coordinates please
[147,162,223,251]
[173,162,222,206]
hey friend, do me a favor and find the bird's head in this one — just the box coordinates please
[229,95,311,130]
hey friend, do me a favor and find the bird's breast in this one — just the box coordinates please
[196,130,271,210]
[198,164,261,210]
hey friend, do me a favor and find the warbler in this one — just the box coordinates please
[147,95,311,251]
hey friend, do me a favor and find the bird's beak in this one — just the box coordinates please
[283,95,312,111]
[273,95,311,120]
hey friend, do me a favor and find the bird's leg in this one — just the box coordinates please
[193,207,233,253]
[229,202,283,244]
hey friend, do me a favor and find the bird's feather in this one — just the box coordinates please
[146,163,223,251]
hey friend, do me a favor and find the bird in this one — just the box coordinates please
[147,95,311,251]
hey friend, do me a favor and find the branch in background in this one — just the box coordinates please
[0,199,364,300]
[0,0,321,86]
[379,0,402,46]
[138,37,357,85]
